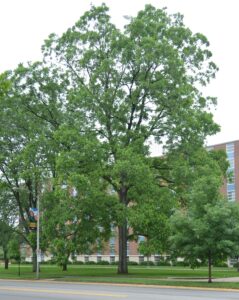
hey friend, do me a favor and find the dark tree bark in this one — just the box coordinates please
[117,223,128,274]
[208,251,212,283]
[117,186,128,274]
[32,248,37,272]
[3,249,9,269]
[62,262,67,271]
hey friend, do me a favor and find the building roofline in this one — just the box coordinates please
[207,139,239,148]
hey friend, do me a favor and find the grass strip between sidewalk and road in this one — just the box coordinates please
[1,264,239,289]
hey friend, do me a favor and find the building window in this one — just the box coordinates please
[226,143,234,152]
[227,183,236,201]
[139,256,144,263]
[206,146,213,151]
[109,237,115,256]
[228,171,235,184]
[110,256,115,263]
[71,187,77,197]
[226,143,235,170]
[226,143,235,201]
[228,159,235,170]
[127,241,130,256]
[227,184,235,201]
[138,235,145,243]
[154,255,160,263]
[95,237,102,256]
[228,190,236,201]
[227,183,235,192]
[137,236,145,256]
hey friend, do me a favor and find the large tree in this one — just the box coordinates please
[42,4,219,273]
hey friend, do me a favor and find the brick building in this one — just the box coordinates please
[74,232,148,264]
[208,140,239,202]
[81,140,239,264]
[27,140,238,263]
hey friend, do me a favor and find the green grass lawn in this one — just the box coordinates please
[1,264,239,289]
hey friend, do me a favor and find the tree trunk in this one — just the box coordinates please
[32,248,37,272]
[62,262,67,271]
[117,186,128,274]
[3,249,9,269]
[117,223,128,274]
[208,251,212,283]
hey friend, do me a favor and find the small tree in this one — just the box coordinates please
[169,147,239,283]
[170,174,239,283]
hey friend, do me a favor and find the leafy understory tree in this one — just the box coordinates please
[170,158,239,283]
[0,62,67,272]
[128,185,175,259]
[41,162,118,271]
[171,201,239,283]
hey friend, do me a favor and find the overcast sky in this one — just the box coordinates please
[1,0,238,152]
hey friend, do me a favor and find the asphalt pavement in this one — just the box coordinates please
[0,279,239,300]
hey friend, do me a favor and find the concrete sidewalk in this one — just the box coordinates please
[168,277,239,282]
[210,277,239,282]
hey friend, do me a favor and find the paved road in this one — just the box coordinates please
[0,280,239,300]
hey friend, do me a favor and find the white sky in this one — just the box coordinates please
[1,0,238,152]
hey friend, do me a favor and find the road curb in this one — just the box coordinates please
[1,278,239,292]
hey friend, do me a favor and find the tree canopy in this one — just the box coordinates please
[170,151,239,283]
[0,4,230,275]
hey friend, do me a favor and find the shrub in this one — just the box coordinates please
[85,261,96,265]
[155,261,171,266]
[139,261,155,266]
[20,261,32,265]
[110,261,119,265]
[173,261,190,267]
[72,261,84,265]
[128,261,139,266]
[96,260,110,265]
[233,262,239,269]
[38,260,54,265]
[214,262,228,268]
